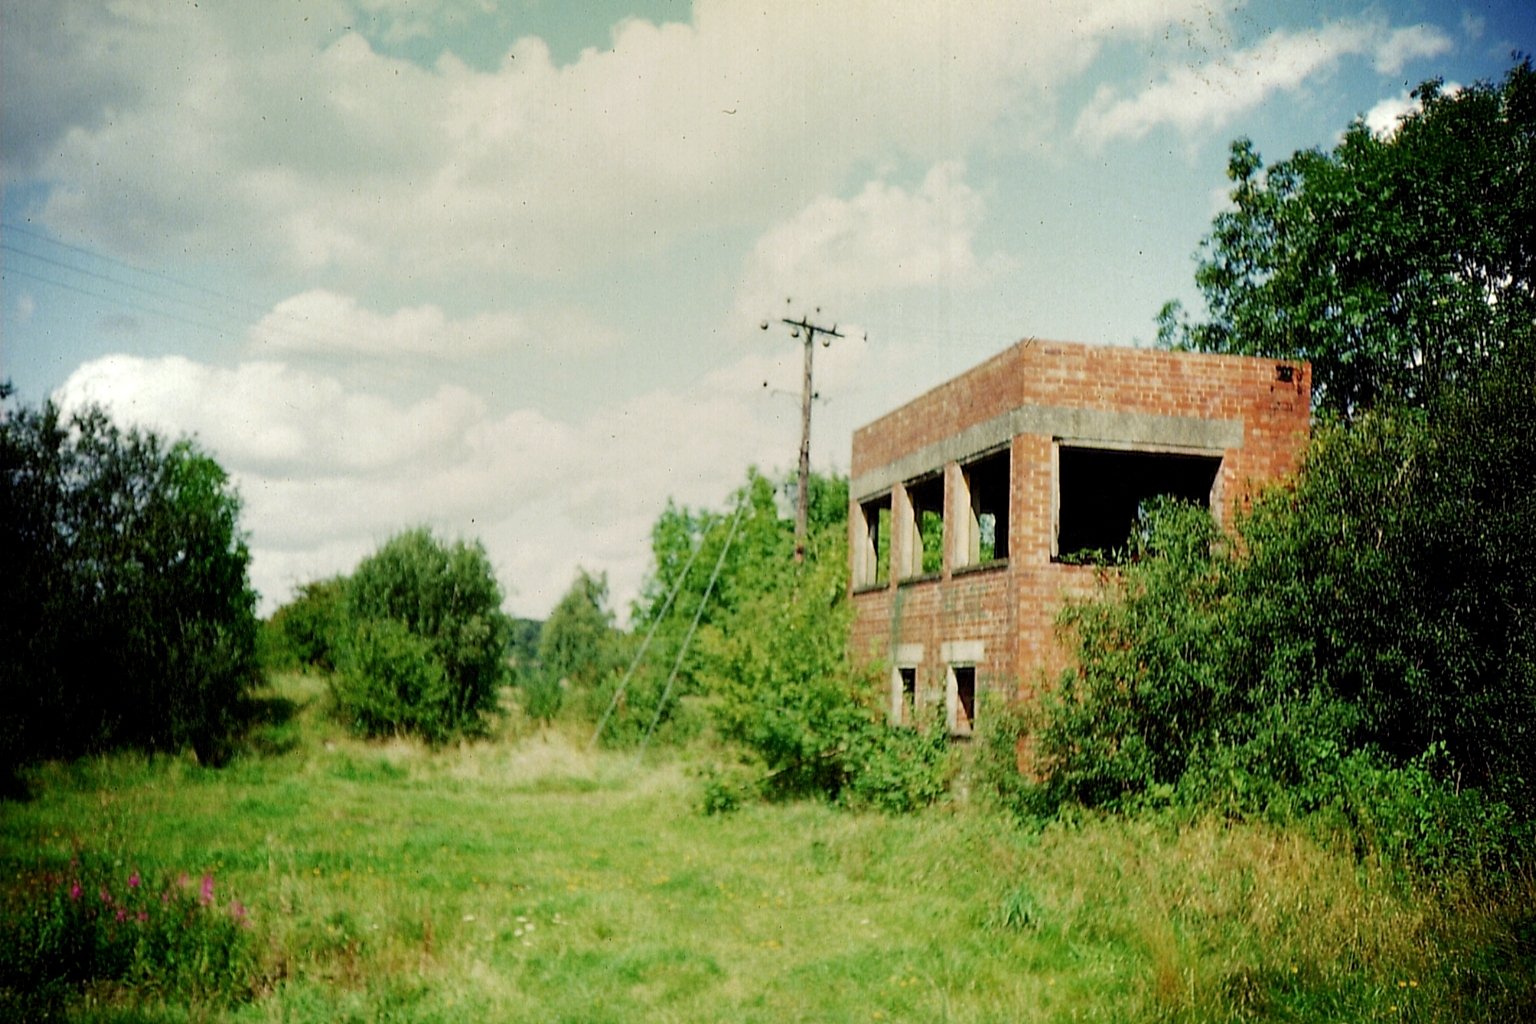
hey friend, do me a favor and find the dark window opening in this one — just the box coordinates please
[1056,446,1221,562]
[953,665,976,735]
[899,667,916,725]
[965,449,1009,563]
[857,495,892,587]
[907,473,945,576]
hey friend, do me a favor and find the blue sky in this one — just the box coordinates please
[4,0,1532,617]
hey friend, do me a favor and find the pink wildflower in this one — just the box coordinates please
[128,872,141,889]
[116,908,126,922]
[137,911,148,922]
[199,874,215,906]
[99,888,112,903]
[230,899,246,919]
[69,883,82,900]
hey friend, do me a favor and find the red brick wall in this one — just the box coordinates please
[849,339,1311,713]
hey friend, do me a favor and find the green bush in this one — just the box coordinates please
[330,529,512,741]
[697,759,764,815]
[260,577,345,673]
[972,694,1053,820]
[1059,62,1536,871]
[332,618,453,740]
[1,394,259,774]
[843,712,954,813]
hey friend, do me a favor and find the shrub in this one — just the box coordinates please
[843,712,955,813]
[973,694,1054,820]
[260,577,346,673]
[330,529,512,741]
[332,618,454,741]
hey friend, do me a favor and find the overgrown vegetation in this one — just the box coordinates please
[1,390,260,779]
[262,529,515,743]
[1014,62,1536,884]
[525,569,623,724]
[0,854,256,1020]
[259,577,345,674]
[567,470,954,810]
[3,686,1532,1023]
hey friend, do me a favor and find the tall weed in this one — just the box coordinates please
[0,853,255,1018]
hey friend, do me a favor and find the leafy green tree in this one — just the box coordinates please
[1,394,259,771]
[331,528,511,741]
[631,470,849,692]
[1159,61,1536,415]
[260,577,345,673]
[538,570,617,688]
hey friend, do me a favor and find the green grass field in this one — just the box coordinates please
[3,674,1531,1022]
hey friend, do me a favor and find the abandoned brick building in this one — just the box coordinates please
[848,339,1311,736]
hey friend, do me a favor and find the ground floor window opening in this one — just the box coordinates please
[948,665,976,737]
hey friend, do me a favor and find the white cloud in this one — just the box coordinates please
[55,354,485,473]
[246,290,627,359]
[51,348,823,619]
[12,0,1212,286]
[1363,91,1417,138]
[249,289,526,357]
[1373,24,1453,75]
[1075,19,1453,144]
[736,162,1011,320]
[1361,80,1461,139]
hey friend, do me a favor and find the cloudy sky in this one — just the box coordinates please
[4,0,1532,619]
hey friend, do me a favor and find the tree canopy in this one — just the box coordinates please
[1159,60,1536,415]
[1,393,259,772]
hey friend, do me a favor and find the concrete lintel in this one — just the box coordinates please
[893,643,924,666]
[851,404,1244,500]
[941,640,985,664]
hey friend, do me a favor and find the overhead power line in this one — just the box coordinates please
[587,533,708,752]
[637,502,745,761]
[1,222,386,354]
[1,264,232,338]
[3,221,271,317]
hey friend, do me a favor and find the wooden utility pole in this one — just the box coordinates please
[766,305,843,562]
